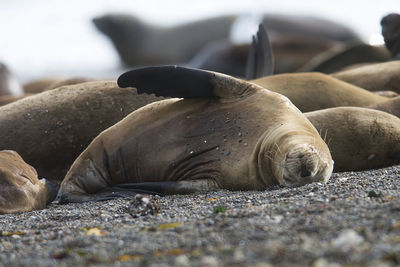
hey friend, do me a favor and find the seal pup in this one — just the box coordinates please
[332,61,400,93]
[0,81,163,182]
[305,107,400,172]
[93,14,236,66]
[58,66,333,203]
[0,63,23,96]
[381,13,400,60]
[0,150,57,214]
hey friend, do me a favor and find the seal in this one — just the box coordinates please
[93,14,236,66]
[298,43,391,74]
[251,72,388,112]
[381,13,400,60]
[305,107,400,172]
[0,81,162,182]
[0,150,57,214]
[332,61,400,94]
[0,63,23,96]
[261,14,361,43]
[58,66,333,203]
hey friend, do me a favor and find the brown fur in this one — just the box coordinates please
[367,96,400,117]
[0,94,32,107]
[306,107,400,172]
[0,81,162,182]
[251,72,388,112]
[23,77,93,94]
[0,150,48,214]
[332,61,400,93]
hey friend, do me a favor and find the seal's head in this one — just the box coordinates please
[258,117,333,187]
[93,14,147,66]
[381,13,400,58]
[280,143,333,186]
[0,150,58,214]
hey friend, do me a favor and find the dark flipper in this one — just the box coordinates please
[118,66,213,98]
[118,66,260,100]
[245,24,274,80]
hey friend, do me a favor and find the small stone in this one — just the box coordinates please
[312,258,341,267]
[200,256,219,267]
[175,255,190,266]
[332,229,364,250]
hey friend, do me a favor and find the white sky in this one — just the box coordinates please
[0,0,399,81]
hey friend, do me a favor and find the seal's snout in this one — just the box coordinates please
[282,144,332,187]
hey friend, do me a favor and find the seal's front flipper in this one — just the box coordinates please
[117,65,262,100]
[245,24,274,80]
[113,179,220,195]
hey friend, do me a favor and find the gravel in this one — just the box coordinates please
[1,166,400,266]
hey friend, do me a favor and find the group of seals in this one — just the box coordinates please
[2,13,400,213]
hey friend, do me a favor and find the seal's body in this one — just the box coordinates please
[306,107,400,172]
[59,67,333,203]
[251,72,388,112]
[332,61,400,93]
[0,81,160,181]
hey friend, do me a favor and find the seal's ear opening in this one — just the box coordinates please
[245,24,274,80]
[43,179,59,204]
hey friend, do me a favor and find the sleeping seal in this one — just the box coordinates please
[251,72,388,112]
[0,150,57,214]
[58,66,333,203]
[305,107,400,172]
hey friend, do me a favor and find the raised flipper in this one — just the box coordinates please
[117,65,262,100]
[245,24,274,80]
[57,179,219,204]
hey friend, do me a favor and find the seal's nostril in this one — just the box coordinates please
[300,164,311,177]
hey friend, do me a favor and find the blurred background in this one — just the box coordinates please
[0,0,399,82]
